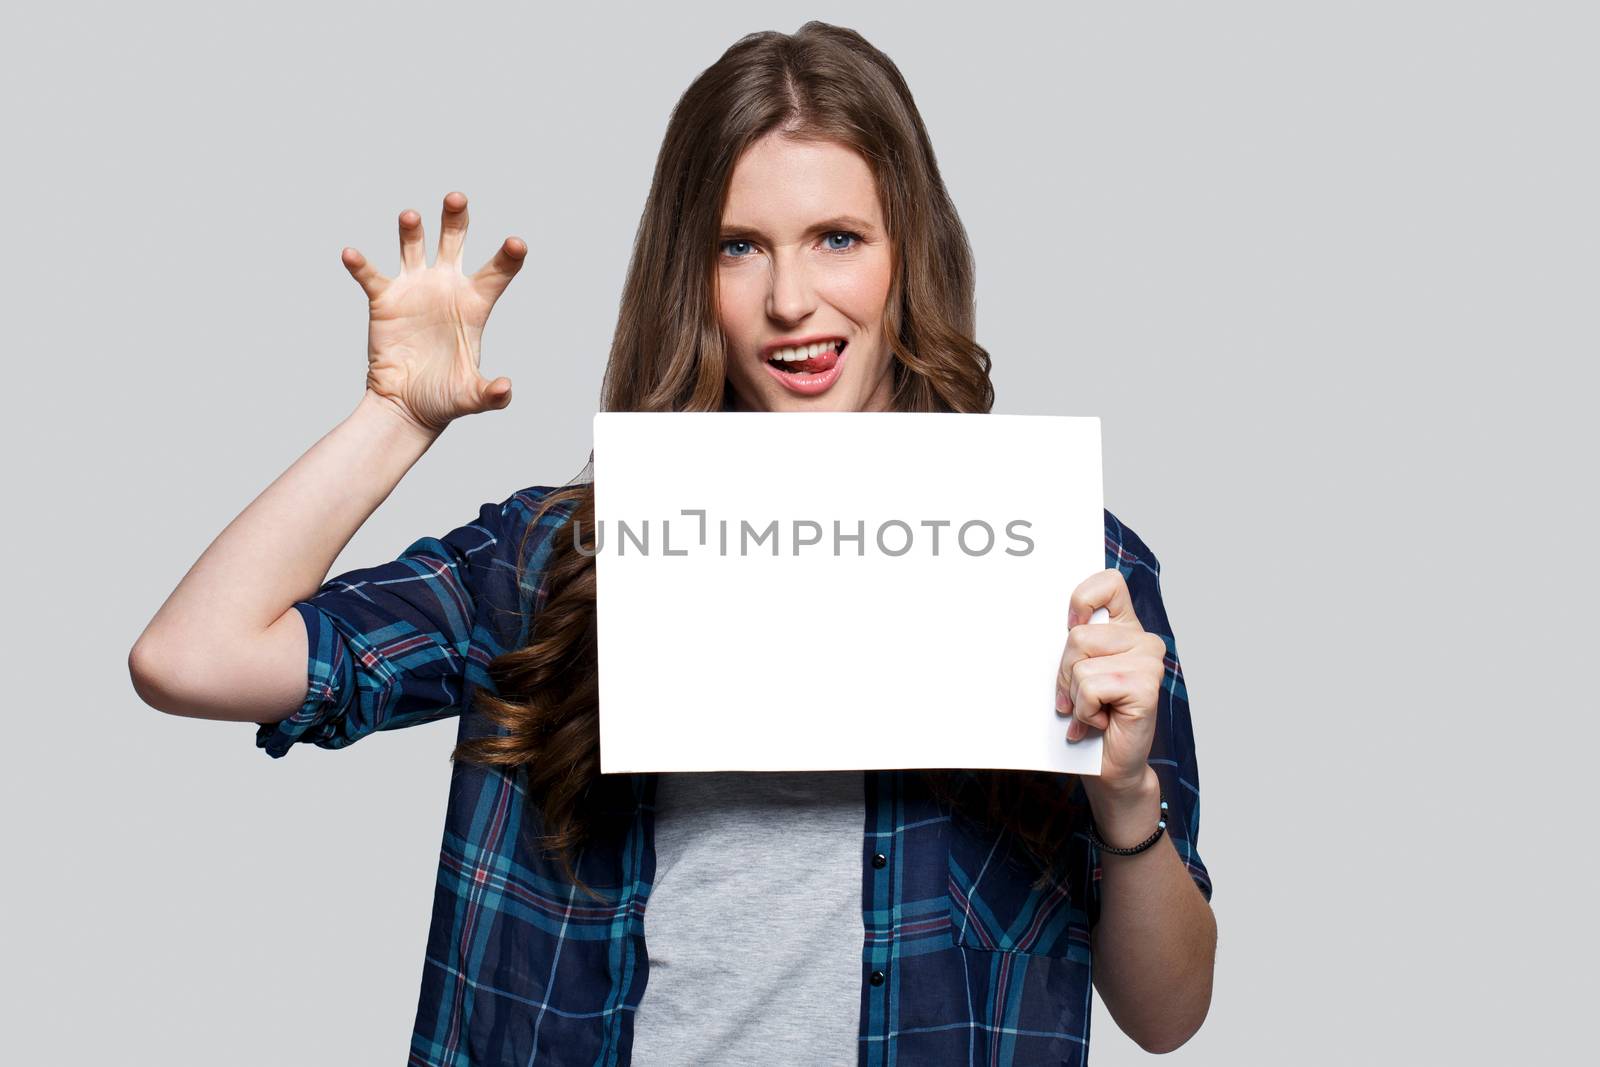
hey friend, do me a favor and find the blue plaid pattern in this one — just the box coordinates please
[257,483,1211,1065]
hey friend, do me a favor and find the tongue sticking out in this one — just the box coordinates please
[774,342,843,374]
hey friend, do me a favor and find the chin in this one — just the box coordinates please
[767,386,862,412]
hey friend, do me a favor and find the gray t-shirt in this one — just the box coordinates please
[630,771,864,1065]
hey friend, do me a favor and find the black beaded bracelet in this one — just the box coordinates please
[1087,798,1168,856]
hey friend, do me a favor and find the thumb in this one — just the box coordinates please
[477,375,513,411]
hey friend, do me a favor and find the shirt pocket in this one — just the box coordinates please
[945,814,1093,962]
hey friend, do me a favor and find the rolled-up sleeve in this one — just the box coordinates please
[255,495,513,758]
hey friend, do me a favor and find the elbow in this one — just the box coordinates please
[129,637,190,714]
[1131,994,1212,1054]
[1132,946,1215,1053]
[128,639,172,712]
[1136,1020,1204,1055]
[1114,915,1217,1053]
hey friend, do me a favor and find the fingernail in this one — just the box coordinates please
[1055,688,1069,713]
[1066,720,1081,742]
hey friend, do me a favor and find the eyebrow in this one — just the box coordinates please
[718,215,880,239]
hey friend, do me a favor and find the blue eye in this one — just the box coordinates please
[720,239,755,258]
[825,231,860,251]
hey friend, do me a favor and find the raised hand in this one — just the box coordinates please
[341,191,526,434]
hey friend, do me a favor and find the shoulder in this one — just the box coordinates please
[491,482,590,588]
[463,484,589,643]
[497,483,582,528]
[1102,508,1180,640]
[1102,506,1162,580]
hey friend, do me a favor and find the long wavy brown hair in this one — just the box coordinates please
[453,20,1085,893]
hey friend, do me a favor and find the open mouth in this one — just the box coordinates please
[766,338,847,374]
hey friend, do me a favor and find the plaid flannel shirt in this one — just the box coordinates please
[257,483,1211,1065]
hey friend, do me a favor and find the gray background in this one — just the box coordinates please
[3,0,1593,1062]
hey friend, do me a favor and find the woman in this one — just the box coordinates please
[130,21,1215,1065]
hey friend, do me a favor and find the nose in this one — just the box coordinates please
[765,247,816,325]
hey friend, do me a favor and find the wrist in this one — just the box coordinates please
[356,389,445,447]
[1082,766,1162,850]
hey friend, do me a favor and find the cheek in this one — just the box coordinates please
[715,270,763,342]
[821,254,893,324]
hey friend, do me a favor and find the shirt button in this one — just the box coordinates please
[872,852,887,869]
[869,970,886,986]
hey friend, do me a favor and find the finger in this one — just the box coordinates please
[1055,622,1143,715]
[398,208,426,271]
[1069,671,1117,733]
[1067,569,1141,630]
[1066,620,1144,664]
[341,247,388,300]
[476,374,513,412]
[437,191,469,267]
[1067,648,1163,727]
[1058,646,1115,718]
[1076,647,1156,693]
[472,236,527,303]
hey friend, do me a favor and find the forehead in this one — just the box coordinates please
[720,133,883,231]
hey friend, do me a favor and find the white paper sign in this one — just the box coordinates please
[592,412,1104,775]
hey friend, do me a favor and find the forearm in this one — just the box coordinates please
[1083,767,1216,1053]
[131,390,441,694]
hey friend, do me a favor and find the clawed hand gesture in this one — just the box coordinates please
[342,191,526,434]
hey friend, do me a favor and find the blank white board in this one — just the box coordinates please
[592,411,1105,774]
